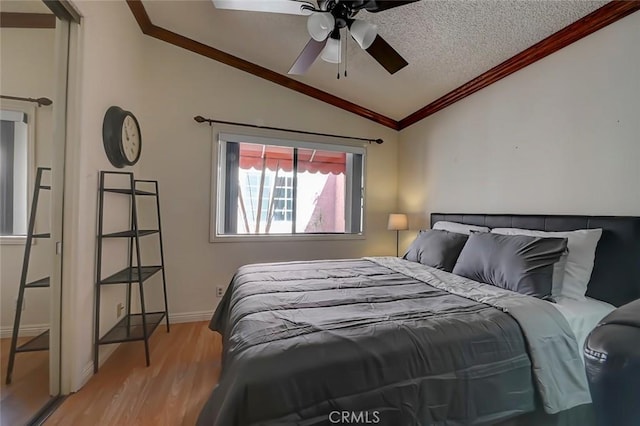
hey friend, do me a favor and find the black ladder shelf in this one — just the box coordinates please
[5,167,52,385]
[94,171,170,373]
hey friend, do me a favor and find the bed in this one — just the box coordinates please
[197,214,640,426]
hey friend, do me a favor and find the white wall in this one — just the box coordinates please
[0,28,55,335]
[62,0,398,391]
[138,35,399,320]
[63,1,146,390]
[398,11,640,247]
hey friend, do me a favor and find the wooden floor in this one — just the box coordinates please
[46,322,221,426]
[1,336,51,426]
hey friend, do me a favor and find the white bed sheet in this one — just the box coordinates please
[550,296,615,355]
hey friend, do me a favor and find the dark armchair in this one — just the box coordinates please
[584,298,640,426]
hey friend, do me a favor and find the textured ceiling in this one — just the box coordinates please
[143,0,607,120]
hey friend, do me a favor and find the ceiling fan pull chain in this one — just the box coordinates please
[337,41,340,80]
[344,34,348,78]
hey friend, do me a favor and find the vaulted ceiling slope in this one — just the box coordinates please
[132,1,639,129]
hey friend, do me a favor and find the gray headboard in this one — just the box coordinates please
[431,213,640,307]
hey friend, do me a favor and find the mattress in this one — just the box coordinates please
[550,296,615,355]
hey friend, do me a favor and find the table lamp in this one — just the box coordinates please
[387,213,408,256]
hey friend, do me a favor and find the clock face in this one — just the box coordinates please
[103,106,142,168]
[121,115,140,162]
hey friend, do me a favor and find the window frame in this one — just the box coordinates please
[0,101,36,245]
[210,132,367,243]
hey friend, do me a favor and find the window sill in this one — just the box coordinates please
[0,236,27,245]
[210,233,366,243]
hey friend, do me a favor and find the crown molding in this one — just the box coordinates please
[0,12,56,29]
[126,0,399,130]
[126,1,639,132]
[398,1,640,130]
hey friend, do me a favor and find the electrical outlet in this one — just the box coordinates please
[116,303,125,317]
[216,287,224,297]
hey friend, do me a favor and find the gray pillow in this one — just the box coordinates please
[452,232,568,299]
[403,229,469,272]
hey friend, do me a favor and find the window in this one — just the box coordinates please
[0,108,31,237]
[214,133,365,238]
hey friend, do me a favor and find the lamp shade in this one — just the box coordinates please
[387,213,408,231]
[321,36,342,63]
[350,19,377,49]
[307,12,335,41]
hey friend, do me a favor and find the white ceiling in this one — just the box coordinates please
[143,0,607,120]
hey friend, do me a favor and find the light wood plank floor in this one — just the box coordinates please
[1,336,51,426]
[46,322,221,426]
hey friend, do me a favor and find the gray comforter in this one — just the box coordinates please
[197,258,590,426]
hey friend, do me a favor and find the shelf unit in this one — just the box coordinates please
[94,171,169,373]
[5,167,52,385]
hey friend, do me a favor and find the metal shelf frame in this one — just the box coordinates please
[5,167,52,385]
[98,312,165,345]
[94,171,170,373]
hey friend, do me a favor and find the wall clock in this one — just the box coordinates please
[102,106,142,168]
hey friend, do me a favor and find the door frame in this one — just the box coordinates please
[44,0,80,400]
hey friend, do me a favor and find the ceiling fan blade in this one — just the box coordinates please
[365,34,408,74]
[212,0,315,16]
[364,0,420,13]
[288,38,328,75]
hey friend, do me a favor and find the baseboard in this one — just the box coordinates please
[1,312,211,340]
[169,310,214,324]
[0,323,48,339]
[78,343,119,389]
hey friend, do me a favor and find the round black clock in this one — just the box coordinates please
[102,106,142,168]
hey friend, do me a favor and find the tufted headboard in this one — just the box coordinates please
[431,213,640,307]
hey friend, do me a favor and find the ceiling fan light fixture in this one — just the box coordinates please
[350,19,377,49]
[307,12,335,41]
[321,35,342,64]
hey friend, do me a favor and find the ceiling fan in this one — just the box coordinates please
[212,0,419,75]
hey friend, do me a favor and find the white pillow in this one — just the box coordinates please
[491,227,603,300]
[432,221,490,235]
